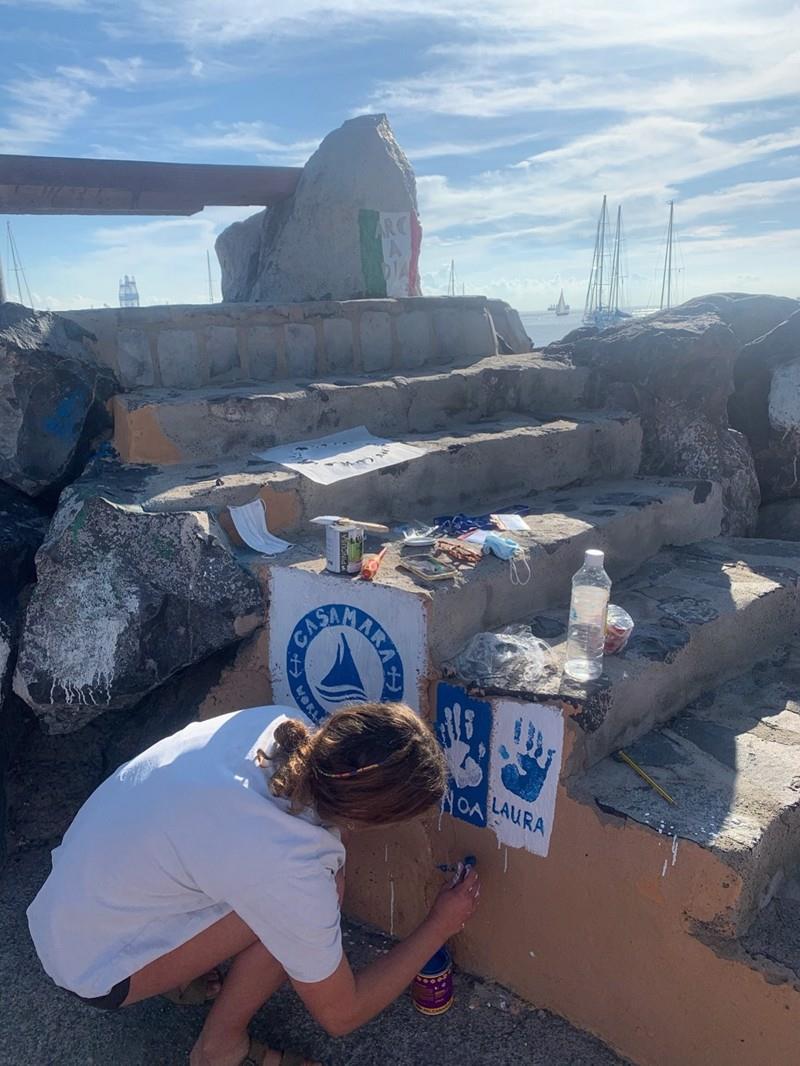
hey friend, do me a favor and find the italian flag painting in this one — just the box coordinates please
[359,209,422,298]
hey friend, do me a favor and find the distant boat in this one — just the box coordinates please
[583,195,631,328]
[555,289,570,316]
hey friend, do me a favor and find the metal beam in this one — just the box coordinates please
[0,154,303,216]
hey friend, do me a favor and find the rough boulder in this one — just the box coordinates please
[729,309,800,501]
[13,473,263,733]
[550,309,760,535]
[0,485,48,691]
[216,114,422,304]
[0,303,116,497]
[665,292,799,346]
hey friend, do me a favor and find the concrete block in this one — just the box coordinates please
[396,310,434,369]
[117,329,155,387]
[248,326,279,380]
[434,308,496,361]
[360,311,392,372]
[285,323,318,377]
[206,325,240,379]
[157,330,204,388]
[323,318,355,372]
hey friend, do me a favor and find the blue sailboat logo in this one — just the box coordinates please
[316,634,368,705]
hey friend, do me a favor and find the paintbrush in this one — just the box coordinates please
[311,515,390,533]
[616,750,677,806]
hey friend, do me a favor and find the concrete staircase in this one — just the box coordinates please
[97,305,800,1066]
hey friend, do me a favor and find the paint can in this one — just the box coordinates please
[412,947,454,1015]
[325,521,364,575]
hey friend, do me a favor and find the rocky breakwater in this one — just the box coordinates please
[547,303,761,535]
[0,306,266,862]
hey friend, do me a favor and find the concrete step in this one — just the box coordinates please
[521,539,800,775]
[262,477,722,691]
[574,642,800,939]
[110,352,589,465]
[100,410,642,536]
[740,882,800,986]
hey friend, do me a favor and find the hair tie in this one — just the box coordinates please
[317,760,385,779]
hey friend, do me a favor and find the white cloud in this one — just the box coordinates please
[55,56,183,90]
[182,122,319,164]
[0,75,92,152]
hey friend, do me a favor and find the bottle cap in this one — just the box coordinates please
[585,549,605,568]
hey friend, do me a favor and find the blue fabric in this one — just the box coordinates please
[433,506,529,537]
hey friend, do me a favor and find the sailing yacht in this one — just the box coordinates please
[583,196,630,328]
[555,289,570,316]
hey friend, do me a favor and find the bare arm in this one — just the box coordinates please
[293,866,479,1037]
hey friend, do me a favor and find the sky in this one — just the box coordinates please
[0,0,798,312]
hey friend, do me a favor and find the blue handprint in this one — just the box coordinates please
[500,718,555,802]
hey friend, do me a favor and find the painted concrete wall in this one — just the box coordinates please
[344,684,800,1066]
[63,296,531,390]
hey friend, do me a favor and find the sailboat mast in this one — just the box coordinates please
[608,205,622,313]
[0,251,5,303]
[206,250,215,303]
[597,195,607,311]
[6,222,33,307]
[584,199,603,318]
[660,201,674,310]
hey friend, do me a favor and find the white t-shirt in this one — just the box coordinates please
[27,706,345,998]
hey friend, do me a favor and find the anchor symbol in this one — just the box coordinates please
[288,653,303,680]
[385,665,403,695]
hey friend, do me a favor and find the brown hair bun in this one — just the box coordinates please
[273,718,309,754]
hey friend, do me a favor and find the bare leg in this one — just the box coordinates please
[122,912,317,1066]
[190,940,294,1066]
[124,911,258,1005]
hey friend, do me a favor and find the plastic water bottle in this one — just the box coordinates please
[564,549,611,681]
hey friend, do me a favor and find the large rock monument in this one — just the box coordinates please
[216,114,422,304]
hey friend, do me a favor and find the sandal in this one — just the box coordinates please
[163,968,223,1005]
[244,1039,320,1066]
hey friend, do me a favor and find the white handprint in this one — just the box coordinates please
[438,702,486,789]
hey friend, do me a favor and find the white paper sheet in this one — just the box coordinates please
[462,530,491,545]
[254,426,425,485]
[493,513,530,532]
[228,498,292,555]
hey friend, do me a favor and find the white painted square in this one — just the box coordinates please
[487,699,564,856]
[269,567,428,724]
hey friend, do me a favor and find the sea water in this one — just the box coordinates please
[519,310,584,348]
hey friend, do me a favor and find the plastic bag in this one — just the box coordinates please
[449,626,553,689]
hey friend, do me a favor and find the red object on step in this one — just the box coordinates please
[359,547,388,582]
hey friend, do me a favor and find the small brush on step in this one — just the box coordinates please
[616,750,676,806]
